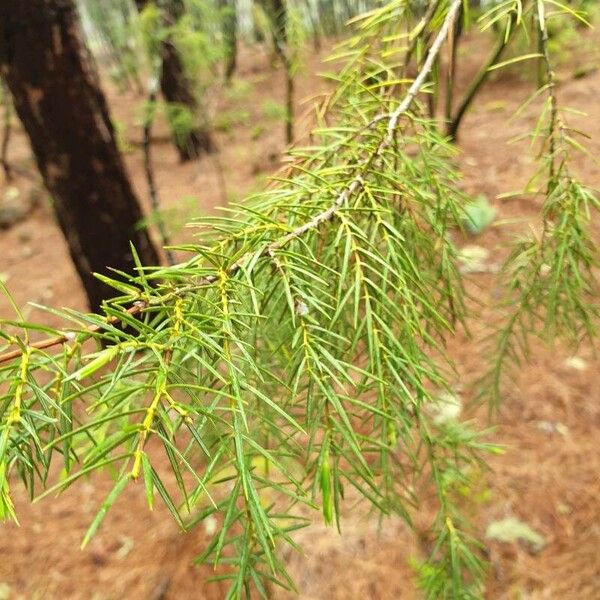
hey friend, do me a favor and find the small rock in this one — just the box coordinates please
[40,287,54,301]
[536,420,569,437]
[204,515,218,536]
[115,536,134,559]
[4,186,19,201]
[486,517,545,553]
[564,356,587,371]
[458,245,497,274]
[556,502,572,515]
[426,391,462,425]
[18,227,33,243]
[0,189,28,229]
[0,583,11,600]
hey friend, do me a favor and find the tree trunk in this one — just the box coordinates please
[259,0,293,144]
[0,79,13,182]
[219,0,238,82]
[0,0,160,312]
[262,0,287,45]
[135,0,214,161]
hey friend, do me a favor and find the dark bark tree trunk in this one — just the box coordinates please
[159,38,215,159]
[0,0,160,312]
[0,79,13,182]
[261,0,287,46]
[135,0,214,161]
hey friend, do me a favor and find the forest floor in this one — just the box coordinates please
[1,30,600,600]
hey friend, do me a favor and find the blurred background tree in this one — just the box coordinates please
[0,0,159,311]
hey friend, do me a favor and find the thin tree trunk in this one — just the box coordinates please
[267,0,287,45]
[0,0,160,311]
[0,79,13,182]
[219,0,238,82]
[444,5,462,128]
[447,10,517,141]
[135,0,214,161]
[143,85,175,266]
[260,0,294,144]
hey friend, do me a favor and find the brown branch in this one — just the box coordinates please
[0,335,66,364]
[0,0,462,367]
[0,304,145,365]
[538,7,564,180]
[447,8,518,140]
[444,3,462,127]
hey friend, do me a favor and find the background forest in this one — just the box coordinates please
[0,0,599,598]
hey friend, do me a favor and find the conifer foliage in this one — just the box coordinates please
[1,1,598,598]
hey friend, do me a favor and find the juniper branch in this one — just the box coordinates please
[0,3,487,596]
[0,0,462,366]
[484,0,600,404]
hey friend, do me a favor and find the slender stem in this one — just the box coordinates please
[266,0,294,144]
[447,11,518,141]
[143,85,176,266]
[0,303,145,364]
[131,347,172,479]
[444,5,462,127]
[537,2,570,199]
[285,64,294,144]
[538,9,561,179]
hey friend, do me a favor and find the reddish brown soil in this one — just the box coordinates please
[1,33,599,600]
